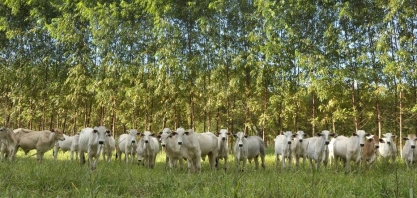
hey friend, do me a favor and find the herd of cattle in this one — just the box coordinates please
[0,126,416,173]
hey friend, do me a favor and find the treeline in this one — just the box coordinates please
[0,0,416,146]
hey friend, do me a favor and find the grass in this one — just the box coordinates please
[1,147,416,198]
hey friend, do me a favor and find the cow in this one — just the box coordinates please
[137,131,160,168]
[402,134,417,169]
[116,129,138,164]
[78,126,109,170]
[333,130,371,172]
[157,128,184,170]
[274,131,295,169]
[305,130,336,170]
[172,128,218,173]
[233,131,266,172]
[362,134,384,168]
[216,129,230,170]
[378,133,398,163]
[53,133,80,160]
[328,136,337,165]
[16,129,65,162]
[291,130,307,167]
[0,127,18,161]
[101,131,116,162]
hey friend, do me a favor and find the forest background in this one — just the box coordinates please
[1,0,416,149]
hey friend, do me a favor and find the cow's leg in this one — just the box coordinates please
[254,156,259,170]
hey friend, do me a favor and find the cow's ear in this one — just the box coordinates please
[367,138,373,142]
[93,129,98,133]
[150,133,155,136]
[226,132,231,135]
[352,133,357,136]
[185,132,190,135]
[330,133,336,137]
[140,133,144,137]
[365,133,371,137]
[304,134,310,138]
[292,134,297,138]
[244,135,248,138]
[403,137,409,141]
[159,131,163,135]
[392,135,397,138]
[216,132,220,136]
[379,139,385,143]
[316,133,322,137]
[171,132,177,135]
[156,135,161,138]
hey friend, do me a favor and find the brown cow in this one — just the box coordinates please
[17,129,65,162]
[362,134,384,168]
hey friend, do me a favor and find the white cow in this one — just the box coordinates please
[16,129,65,162]
[305,130,336,170]
[233,132,266,171]
[328,137,337,165]
[172,128,218,173]
[137,131,159,168]
[78,126,108,170]
[274,131,295,169]
[0,127,18,161]
[402,134,417,169]
[378,133,397,162]
[216,129,230,170]
[291,130,307,167]
[117,129,138,163]
[333,130,370,172]
[53,133,80,160]
[157,128,184,170]
[102,132,116,162]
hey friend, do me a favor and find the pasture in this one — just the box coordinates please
[0,147,415,198]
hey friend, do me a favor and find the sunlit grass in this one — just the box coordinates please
[0,147,416,197]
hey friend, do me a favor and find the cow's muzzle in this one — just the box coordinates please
[299,139,303,143]
[99,141,104,144]
[375,145,379,149]
[162,144,166,147]
[239,144,243,147]
[360,144,364,147]
[287,141,291,145]
[178,142,182,145]
[387,142,391,145]
[325,141,329,145]
[412,145,415,149]
[222,137,226,141]
[132,140,135,143]
[145,140,149,143]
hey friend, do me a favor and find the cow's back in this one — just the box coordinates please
[78,128,94,152]
[198,132,218,156]
[333,136,349,159]
[247,136,264,159]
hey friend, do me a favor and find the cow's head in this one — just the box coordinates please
[172,128,190,145]
[51,129,65,141]
[295,130,307,143]
[281,131,294,145]
[94,126,109,145]
[217,129,230,141]
[234,132,247,147]
[382,133,397,146]
[316,130,335,145]
[403,134,417,149]
[126,129,138,144]
[353,130,370,147]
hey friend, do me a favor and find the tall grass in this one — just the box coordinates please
[1,147,415,198]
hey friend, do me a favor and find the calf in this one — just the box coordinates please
[362,134,384,168]
[216,129,230,170]
[137,131,159,168]
[291,130,307,167]
[157,128,183,170]
[402,134,417,169]
[378,133,398,163]
[117,129,138,163]
[17,129,65,162]
[233,131,266,171]
[78,126,108,170]
[274,131,295,169]
[53,133,80,160]
[305,130,336,170]
[101,131,116,162]
[333,130,370,172]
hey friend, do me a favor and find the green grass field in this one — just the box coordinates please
[1,147,416,198]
